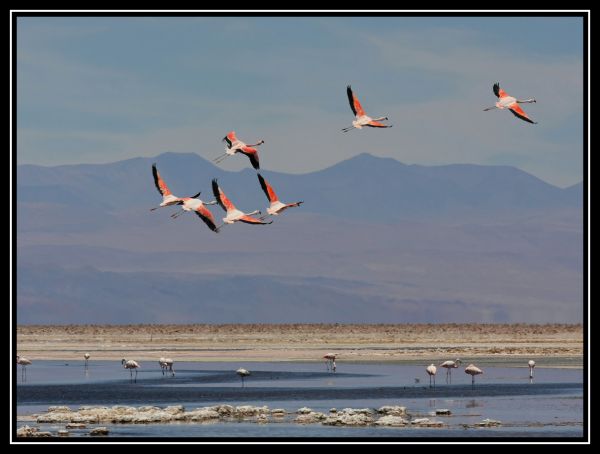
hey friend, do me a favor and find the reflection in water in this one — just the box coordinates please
[466,399,482,409]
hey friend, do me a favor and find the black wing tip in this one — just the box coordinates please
[493,82,500,97]
[190,191,201,199]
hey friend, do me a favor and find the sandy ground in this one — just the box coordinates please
[16,324,583,367]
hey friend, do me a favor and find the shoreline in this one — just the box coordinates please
[17,324,583,367]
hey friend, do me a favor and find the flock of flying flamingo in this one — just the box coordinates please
[150,128,304,233]
[16,83,538,387]
[149,82,535,233]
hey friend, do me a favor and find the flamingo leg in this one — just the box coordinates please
[170,209,185,219]
[135,369,138,383]
[214,154,231,164]
[483,106,498,111]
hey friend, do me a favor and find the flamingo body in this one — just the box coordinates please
[343,85,392,132]
[121,359,140,383]
[212,179,272,226]
[236,368,251,387]
[528,360,536,379]
[464,364,483,388]
[215,131,264,169]
[484,83,537,124]
[440,359,461,383]
[426,364,437,388]
[257,173,303,217]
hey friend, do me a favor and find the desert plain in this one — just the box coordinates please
[16,324,583,367]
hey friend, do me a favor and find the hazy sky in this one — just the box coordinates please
[16,15,584,186]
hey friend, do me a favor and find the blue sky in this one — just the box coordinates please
[16,16,584,186]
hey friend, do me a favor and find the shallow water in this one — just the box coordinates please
[15,361,584,439]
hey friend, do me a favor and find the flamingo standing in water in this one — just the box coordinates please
[528,360,536,381]
[121,359,140,383]
[323,353,336,372]
[257,173,303,220]
[483,82,537,124]
[214,131,264,170]
[159,357,175,377]
[16,355,32,381]
[342,85,392,132]
[84,353,90,368]
[236,368,251,387]
[440,359,462,384]
[212,179,272,227]
[464,364,483,388]
[426,364,437,389]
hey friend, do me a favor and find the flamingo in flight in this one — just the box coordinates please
[213,131,264,170]
[483,83,537,124]
[257,173,303,220]
[342,85,392,132]
[121,359,140,383]
[426,364,437,389]
[211,179,272,227]
[464,364,483,388]
[150,163,197,211]
[169,193,220,233]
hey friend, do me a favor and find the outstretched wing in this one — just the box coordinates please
[347,85,365,117]
[194,205,219,233]
[508,103,536,124]
[493,83,509,99]
[366,120,392,128]
[152,164,172,197]
[223,131,237,149]
[238,215,272,225]
[257,173,278,203]
[212,179,236,212]
[240,146,260,170]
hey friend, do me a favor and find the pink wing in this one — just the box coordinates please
[240,146,260,170]
[508,103,536,124]
[152,164,172,197]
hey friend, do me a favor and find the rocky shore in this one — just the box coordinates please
[18,403,496,437]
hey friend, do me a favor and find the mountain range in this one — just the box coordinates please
[16,152,584,324]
